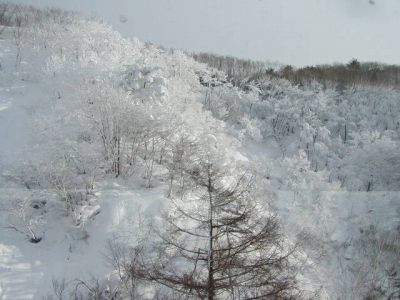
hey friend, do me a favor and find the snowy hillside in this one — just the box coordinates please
[0,5,399,300]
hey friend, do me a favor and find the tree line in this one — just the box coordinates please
[192,53,400,89]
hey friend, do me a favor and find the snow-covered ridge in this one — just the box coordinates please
[0,5,399,299]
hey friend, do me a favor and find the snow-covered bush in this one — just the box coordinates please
[1,198,45,243]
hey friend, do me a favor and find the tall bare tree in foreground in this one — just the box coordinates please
[131,161,299,299]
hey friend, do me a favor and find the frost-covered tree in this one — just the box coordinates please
[338,134,400,191]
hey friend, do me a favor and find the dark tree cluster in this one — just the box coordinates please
[193,51,400,90]
[278,59,400,88]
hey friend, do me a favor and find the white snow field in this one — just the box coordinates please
[0,6,399,300]
[0,185,166,299]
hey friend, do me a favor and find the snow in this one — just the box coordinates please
[0,7,399,299]
[0,26,167,297]
[0,184,165,299]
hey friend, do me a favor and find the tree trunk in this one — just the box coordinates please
[207,174,215,300]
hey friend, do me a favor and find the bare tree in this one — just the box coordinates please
[332,225,400,300]
[133,162,299,299]
[45,276,119,300]
[12,5,25,68]
[106,239,146,299]
[1,198,43,243]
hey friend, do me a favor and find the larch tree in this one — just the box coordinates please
[133,159,299,299]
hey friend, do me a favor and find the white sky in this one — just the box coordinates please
[10,0,400,66]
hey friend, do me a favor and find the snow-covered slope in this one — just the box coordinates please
[0,11,246,299]
[0,7,399,300]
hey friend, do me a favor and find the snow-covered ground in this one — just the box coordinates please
[0,7,399,299]
[0,184,165,299]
